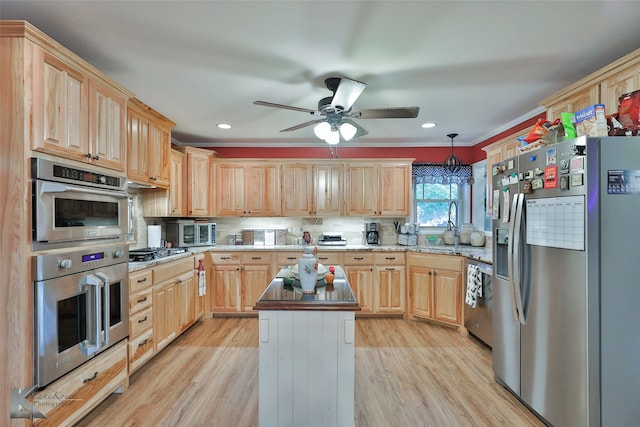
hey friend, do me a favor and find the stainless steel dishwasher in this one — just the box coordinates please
[464,259,493,348]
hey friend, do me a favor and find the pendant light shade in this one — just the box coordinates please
[314,122,331,140]
[325,129,340,145]
[339,122,357,141]
[443,133,462,174]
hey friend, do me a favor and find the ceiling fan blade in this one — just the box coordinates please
[354,106,420,119]
[341,119,368,139]
[330,78,366,111]
[254,100,317,114]
[280,119,325,132]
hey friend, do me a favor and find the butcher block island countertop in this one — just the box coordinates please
[253,265,361,311]
[254,265,359,427]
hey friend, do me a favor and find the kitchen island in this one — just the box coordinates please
[254,266,360,427]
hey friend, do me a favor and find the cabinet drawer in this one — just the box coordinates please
[407,253,463,271]
[128,328,154,374]
[343,253,374,265]
[275,252,301,266]
[315,252,341,266]
[129,269,152,294]
[129,306,153,338]
[241,252,273,265]
[153,256,193,282]
[129,288,153,314]
[374,253,405,266]
[209,252,241,264]
[32,340,128,426]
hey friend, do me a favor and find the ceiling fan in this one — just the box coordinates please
[254,77,420,144]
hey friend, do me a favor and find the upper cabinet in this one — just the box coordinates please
[281,162,344,216]
[346,161,411,216]
[29,40,133,171]
[214,161,280,216]
[179,146,216,217]
[127,98,175,188]
[541,47,640,121]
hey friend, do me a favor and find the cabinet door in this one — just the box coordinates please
[344,266,374,313]
[149,124,171,188]
[89,81,126,171]
[168,150,185,216]
[242,264,272,312]
[433,269,462,325]
[153,282,177,352]
[210,265,242,312]
[32,50,89,158]
[215,164,245,216]
[378,163,410,216]
[313,164,344,216]
[187,151,211,216]
[127,107,150,182]
[282,163,313,216]
[176,271,196,332]
[374,266,405,313]
[245,164,281,216]
[545,85,599,122]
[409,266,434,319]
[346,164,378,215]
[600,65,640,115]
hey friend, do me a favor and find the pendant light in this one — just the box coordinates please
[443,133,462,174]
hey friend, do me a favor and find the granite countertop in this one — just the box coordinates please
[253,266,360,311]
[128,244,492,271]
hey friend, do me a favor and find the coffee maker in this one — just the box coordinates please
[365,223,380,245]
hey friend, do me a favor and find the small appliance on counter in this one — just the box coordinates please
[397,233,417,246]
[365,223,380,245]
[318,232,347,246]
[165,220,216,247]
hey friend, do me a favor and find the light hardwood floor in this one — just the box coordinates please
[77,317,544,427]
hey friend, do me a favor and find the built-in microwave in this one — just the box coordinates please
[31,158,129,249]
[165,220,216,247]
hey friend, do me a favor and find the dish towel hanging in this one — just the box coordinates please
[465,264,482,308]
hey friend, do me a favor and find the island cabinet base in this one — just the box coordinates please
[258,310,355,427]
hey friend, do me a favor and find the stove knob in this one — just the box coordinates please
[59,258,72,269]
[113,249,124,259]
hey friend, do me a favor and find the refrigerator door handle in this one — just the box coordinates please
[512,193,526,324]
[507,193,520,322]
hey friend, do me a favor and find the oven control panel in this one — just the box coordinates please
[32,244,128,281]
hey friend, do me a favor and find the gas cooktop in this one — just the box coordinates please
[129,247,188,262]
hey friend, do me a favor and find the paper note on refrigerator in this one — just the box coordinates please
[526,195,585,250]
[502,189,510,222]
[492,189,500,219]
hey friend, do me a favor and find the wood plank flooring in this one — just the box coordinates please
[77,317,544,427]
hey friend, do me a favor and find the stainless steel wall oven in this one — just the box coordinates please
[33,243,129,388]
[31,158,128,248]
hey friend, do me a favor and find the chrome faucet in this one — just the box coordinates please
[448,201,459,248]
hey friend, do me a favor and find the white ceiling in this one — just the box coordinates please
[2,1,640,148]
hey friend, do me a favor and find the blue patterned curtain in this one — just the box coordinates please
[412,163,473,185]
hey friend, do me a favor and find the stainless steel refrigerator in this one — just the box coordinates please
[491,136,640,426]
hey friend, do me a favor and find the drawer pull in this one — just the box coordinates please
[138,339,148,347]
[137,296,148,303]
[176,279,183,284]
[354,257,364,260]
[386,267,395,271]
[83,371,98,383]
[137,277,147,283]
[286,257,296,260]
[385,257,396,260]
[221,257,230,260]
[318,257,328,260]
[138,316,148,323]
[251,257,262,260]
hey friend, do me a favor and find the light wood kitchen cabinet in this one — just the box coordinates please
[168,149,186,216]
[346,161,411,216]
[407,252,464,326]
[175,270,196,332]
[127,98,174,188]
[215,162,280,216]
[88,80,126,171]
[600,65,640,115]
[241,252,273,312]
[128,268,154,373]
[31,49,89,159]
[181,146,214,216]
[544,84,600,122]
[281,162,344,216]
[374,253,406,314]
[344,265,375,313]
[153,279,177,352]
[208,252,242,312]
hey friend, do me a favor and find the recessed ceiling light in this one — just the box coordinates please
[217,123,232,129]
[421,122,437,129]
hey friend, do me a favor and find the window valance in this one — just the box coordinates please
[412,163,473,185]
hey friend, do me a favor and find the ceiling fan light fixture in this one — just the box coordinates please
[339,122,357,141]
[314,122,331,139]
[325,130,340,145]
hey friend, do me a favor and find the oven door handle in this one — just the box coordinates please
[80,274,103,356]
[40,181,128,199]
[96,273,111,346]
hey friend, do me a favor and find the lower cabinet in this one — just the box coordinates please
[241,252,273,312]
[343,253,375,314]
[31,340,128,427]
[407,252,464,326]
[374,253,406,314]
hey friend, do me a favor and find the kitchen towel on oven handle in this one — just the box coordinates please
[465,264,482,308]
